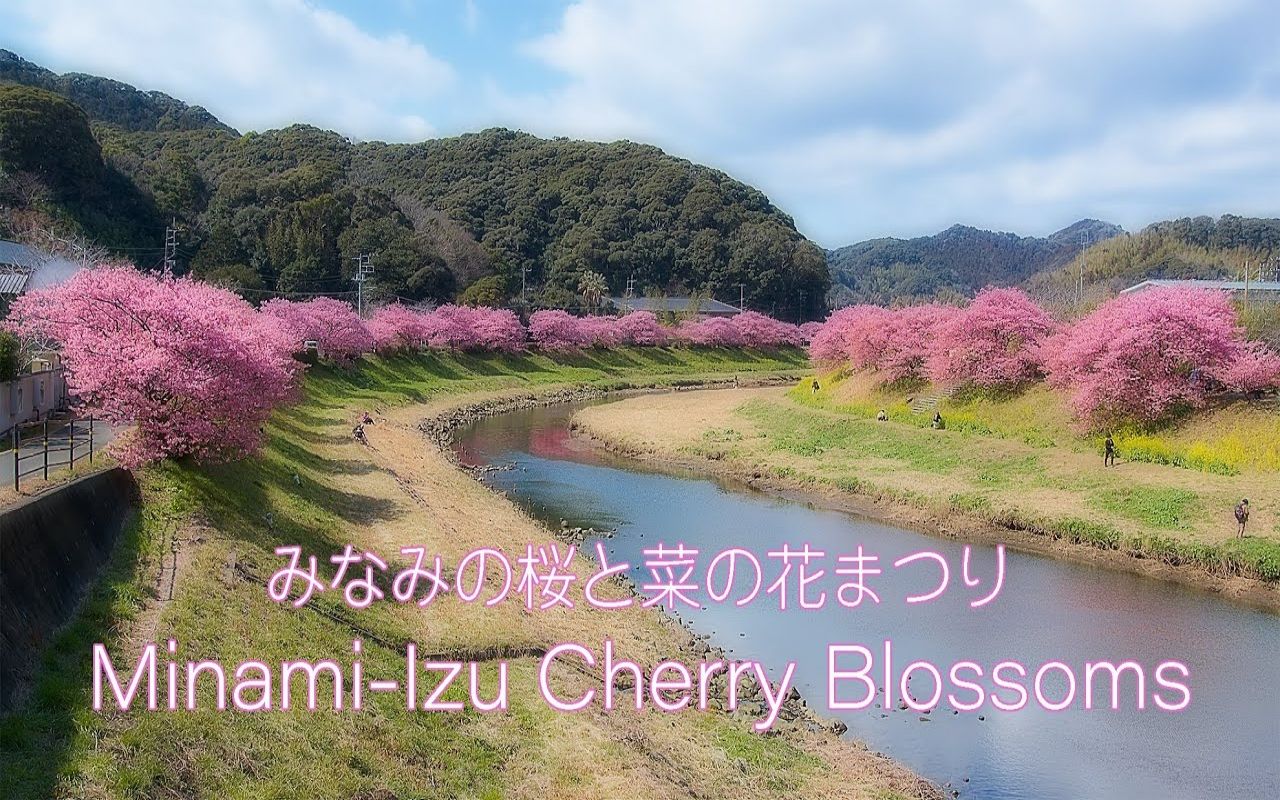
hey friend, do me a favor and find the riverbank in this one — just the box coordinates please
[1,348,939,800]
[571,386,1280,612]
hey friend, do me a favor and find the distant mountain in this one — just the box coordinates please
[0,52,826,318]
[827,219,1125,306]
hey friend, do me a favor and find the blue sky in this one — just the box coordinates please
[2,0,1277,247]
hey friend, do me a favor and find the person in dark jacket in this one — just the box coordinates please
[1104,433,1116,467]
[1235,499,1250,538]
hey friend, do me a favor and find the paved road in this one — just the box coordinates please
[1,418,121,488]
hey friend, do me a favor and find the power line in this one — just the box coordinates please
[163,220,178,272]
[352,253,374,317]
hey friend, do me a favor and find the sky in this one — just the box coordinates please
[1,0,1277,247]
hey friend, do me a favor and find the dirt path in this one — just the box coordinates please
[573,388,1280,611]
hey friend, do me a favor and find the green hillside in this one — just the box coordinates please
[826,218,1124,306]
[0,51,827,318]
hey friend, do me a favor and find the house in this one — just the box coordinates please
[1,240,87,313]
[1119,278,1280,301]
[0,240,41,303]
[607,295,742,319]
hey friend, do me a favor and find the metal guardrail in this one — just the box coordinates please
[10,416,96,491]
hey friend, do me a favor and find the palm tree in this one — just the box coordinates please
[577,270,608,312]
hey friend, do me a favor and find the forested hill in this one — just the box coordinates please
[1026,214,1280,308]
[827,218,1125,306]
[0,52,827,319]
[0,50,231,134]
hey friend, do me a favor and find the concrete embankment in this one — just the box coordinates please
[1,468,138,709]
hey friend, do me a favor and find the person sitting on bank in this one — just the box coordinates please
[931,411,944,430]
[1235,498,1250,538]
[1104,433,1116,467]
[876,409,888,421]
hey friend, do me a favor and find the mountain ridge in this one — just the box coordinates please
[826,218,1125,306]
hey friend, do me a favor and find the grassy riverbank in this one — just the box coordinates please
[1,348,937,800]
[573,378,1280,596]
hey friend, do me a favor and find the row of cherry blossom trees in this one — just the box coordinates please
[4,265,808,466]
[810,286,1280,427]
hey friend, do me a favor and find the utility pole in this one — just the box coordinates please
[352,253,374,316]
[164,220,178,272]
[738,283,745,311]
[625,273,636,299]
[522,263,530,305]
[1077,230,1090,307]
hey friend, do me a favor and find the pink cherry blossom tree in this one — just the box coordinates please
[927,287,1055,389]
[426,305,526,351]
[367,304,433,353]
[878,303,959,383]
[6,265,300,467]
[1045,287,1280,426]
[529,309,592,350]
[798,321,823,343]
[262,297,373,364]
[730,311,803,347]
[675,317,744,347]
[615,311,669,346]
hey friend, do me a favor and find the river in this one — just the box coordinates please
[452,399,1280,800]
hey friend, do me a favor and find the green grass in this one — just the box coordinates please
[711,376,1280,582]
[1089,486,1202,530]
[1,347,811,800]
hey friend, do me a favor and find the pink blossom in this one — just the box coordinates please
[615,311,669,346]
[1045,287,1280,426]
[927,287,1054,388]
[731,311,803,347]
[262,297,373,364]
[675,317,744,347]
[580,315,623,347]
[529,310,592,350]
[367,304,433,353]
[878,304,959,383]
[798,321,823,343]
[427,305,526,352]
[808,306,876,366]
[6,265,300,467]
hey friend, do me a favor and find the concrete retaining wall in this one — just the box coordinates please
[0,468,137,709]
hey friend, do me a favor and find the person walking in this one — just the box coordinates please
[1104,433,1116,467]
[1235,499,1250,538]
[811,378,820,394]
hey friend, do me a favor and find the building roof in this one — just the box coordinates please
[0,240,44,270]
[1120,278,1280,295]
[608,295,742,314]
[0,271,31,295]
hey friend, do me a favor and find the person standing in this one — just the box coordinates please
[811,378,820,394]
[1104,433,1116,467]
[1235,499,1250,538]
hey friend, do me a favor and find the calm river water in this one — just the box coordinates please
[453,400,1280,800]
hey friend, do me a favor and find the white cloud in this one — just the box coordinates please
[507,0,1280,242]
[3,0,454,141]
